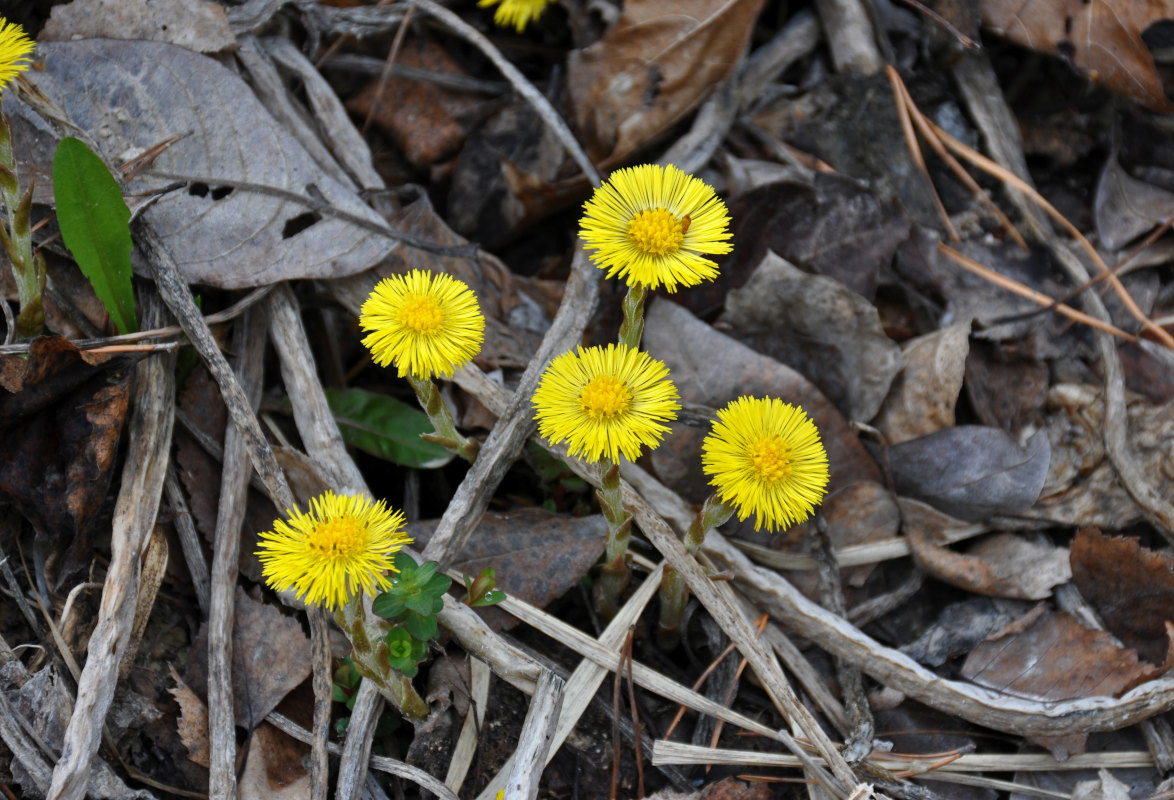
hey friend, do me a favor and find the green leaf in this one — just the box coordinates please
[324,387,453,469]
[52,138,137,334]
[372,592,406,620]
[404,611,437,642]
[405,593,434,617]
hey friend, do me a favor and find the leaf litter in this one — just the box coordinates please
[5,0,1174,798]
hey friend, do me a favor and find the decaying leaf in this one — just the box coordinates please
[900,597,1030,667]
[980,0,1174,112]
[964,338,1049,434]
[643,297,881,515]
[907,523,1070,600]
[1094,156,1174,251]
[719,251,903,423]
[185,588,311,729]
[874,320,969,444]
[42,0,235,53]
[1071,528,1174,666]
[888,426,1051,521]
[169,667,210,768]
[961,606,1174,701]
[10,40,393,288]
[567,0,766,165]
[238,723,309,800]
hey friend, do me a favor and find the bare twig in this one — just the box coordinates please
[506,670,566,800]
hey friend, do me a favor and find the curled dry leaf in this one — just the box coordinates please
[873,320,970,443]
[888,426,1051,521]
[567,0,766,165]
[168,667,210,768]
[1071,528,1174,666]
[981,0,1174,112]
[719,251,903,423]
[907,524,1070,601]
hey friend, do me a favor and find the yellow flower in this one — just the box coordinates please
[701,397,829,532]
[478,0,552,32]
[533,344,680,463]
[360,269,485,379]
[0,17,33,95]
[579,164,732,292]
[256,491,411,610]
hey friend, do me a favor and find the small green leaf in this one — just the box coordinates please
[404,611,437,642]
[52,138,137,334]
[325,387,453,469]
[372,592,406,620]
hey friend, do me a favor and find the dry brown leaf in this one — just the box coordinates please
[238,723,310,800]
[907,522,1068,600]
[42,0,235,52]
[168,667,210,768]
[1071,528,1174,666]
[567,0,766,164]
[980,0,1174,112]
[873,320,970,443]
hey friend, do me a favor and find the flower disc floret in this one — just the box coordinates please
[360,269,485,379]
[579,163,732,292]
[532,344,680,463]
[478,0,551,32]
[256,491,411,610]
[0,17,33,95]
[701,396,829,532]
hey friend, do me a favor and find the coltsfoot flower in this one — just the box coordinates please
[256,491,411,610]
[0,17,33,95]
[701,396,829,532]
[579,163,732,292]
[478,0,552,32]
[533,344,680,463]
[360,269,485,379]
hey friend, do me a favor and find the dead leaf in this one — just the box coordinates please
[1072,770,1133,800]
[42,0,235,53]
[961,606,1173,702]
[887,426,1051,521]
[185,588,311,729]
[874,320,970,443]
[346,37,487,168]
[408,509,606,630]
[1070,528,1174,666]
[567,0,766,165]
[718,251,903,423]
[0,336,134,584]
[12,40,393,288]
[907,524,1069,600]
[1094,156,1174,250]
[964,338,1049,434]
[643,297,881,518]
[900,597,1030,667]
[981,0,1174,112]
[169,667,210,768]
[238,723,309,800]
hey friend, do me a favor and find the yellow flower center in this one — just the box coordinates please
[307,517,367,559]
[579,375,633,421]
[627,207,685,256]
[748,436,793,485]
[400,296,443,333]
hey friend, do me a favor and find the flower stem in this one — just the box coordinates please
[617,283,648,350]
[0,113,44,338]
[408,374,480,463]
[594,458,633,620]
[656,494,735,649]
[336,596,429,720]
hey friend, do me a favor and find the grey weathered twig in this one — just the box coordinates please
[505,670,566,800]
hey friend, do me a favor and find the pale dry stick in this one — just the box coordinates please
[266,710,461,800]
[47,294,176,800]
[505,669,566,800]
[436,596,543,695]
[445,656,491,793]
[409,0,601,187]
[814,0,883,74]
[924,117,1174,351]
[886,67,1025,249]
[421,246,599,566]
[451,364,854,795]
[474,564,666,800]
[704,532,1174,737]
[208,307,267,800]
[937,244,1136,342]
[342,681,384,798]
[163,469,211,613]
[886,68,958,242]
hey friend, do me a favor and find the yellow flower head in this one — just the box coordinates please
[533,344,680,463]
[478,0,552,32]
[701,397,829,532]
[256,491,411,610]
[360,269,486,379]
[579,164,732,292]
[0,17,33,95]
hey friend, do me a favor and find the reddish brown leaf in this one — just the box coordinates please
[169,667,211,768]
[1071,528,1174,666]
[980,0,1174,112]
[961,606,1173,702]
[567,0,766,165]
